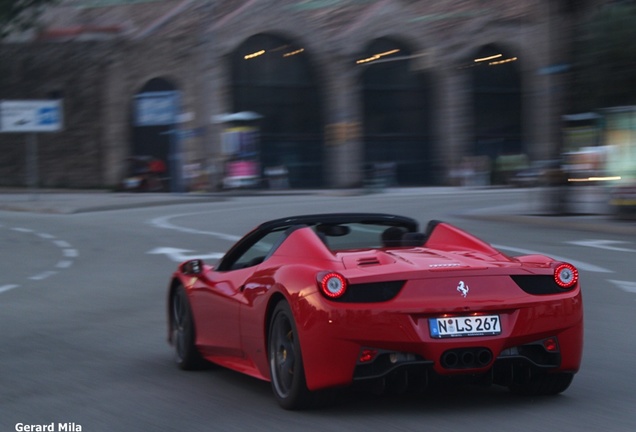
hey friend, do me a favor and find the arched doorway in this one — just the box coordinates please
[130,77,179,191]
[230,34,324,188]
[470,44,523,182]
[360,37,434,186]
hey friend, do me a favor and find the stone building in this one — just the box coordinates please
[0,0,586,190]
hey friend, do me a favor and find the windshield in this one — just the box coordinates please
[312,222,418,251]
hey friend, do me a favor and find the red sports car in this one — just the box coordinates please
[167,213,583,409]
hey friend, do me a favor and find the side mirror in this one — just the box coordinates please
[181,259,205,275]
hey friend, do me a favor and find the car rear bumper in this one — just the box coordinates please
[296,291,583,391]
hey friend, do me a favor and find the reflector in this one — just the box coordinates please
[359,349,377,363]
[543,337,559,352]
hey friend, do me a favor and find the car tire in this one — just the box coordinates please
[509,371,574,396]
[171,284,207,370]
[268,301,313,410]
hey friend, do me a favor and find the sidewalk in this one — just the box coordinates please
[0,187,339,214]
[0,189,220,214]
[0,187,634,235]
[461,202,636,235]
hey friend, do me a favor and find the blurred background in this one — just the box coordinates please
[1,0,635,215]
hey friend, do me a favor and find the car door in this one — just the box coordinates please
[191,228,286,359]
[190,267,251,359]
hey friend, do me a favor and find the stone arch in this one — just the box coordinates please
[129,77,180,191]
[359,36,434,186]
[229,32,324,188]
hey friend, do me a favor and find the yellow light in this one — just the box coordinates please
[356,49,401,64]
[489,57,518,66]
[283,48,305,57]
[474,53,502,63]
[568,176,622,182]
[377,49,400,57]
[244,50,265,60]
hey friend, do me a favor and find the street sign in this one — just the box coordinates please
[134,91,179,126]
[0,100,63,132]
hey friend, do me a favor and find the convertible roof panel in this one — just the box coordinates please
[258,213,419,232]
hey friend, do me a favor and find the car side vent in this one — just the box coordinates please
[357,257,381,266]
[510,275,564,295]
[335,281,405,303]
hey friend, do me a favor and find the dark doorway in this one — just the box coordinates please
[230,33,324,188]
[360,37,434,186]
[470,45,523,160]
[130,77,178,190]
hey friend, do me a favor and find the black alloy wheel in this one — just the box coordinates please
[268,301,313,410]
[172,284,206,370]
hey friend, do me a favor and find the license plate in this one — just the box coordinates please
[429,315,501,338]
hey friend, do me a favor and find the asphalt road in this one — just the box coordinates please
[1,188,635,431]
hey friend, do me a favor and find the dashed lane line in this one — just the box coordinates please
[0,284,19,293]
[0,226,79,294]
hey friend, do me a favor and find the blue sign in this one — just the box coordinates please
[37,106,61,126]
[134,91,179,126]
[0,100,63,132]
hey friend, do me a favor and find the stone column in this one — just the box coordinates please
[436,64,473,185]
[321,52,365,188]
[102,42,129,187]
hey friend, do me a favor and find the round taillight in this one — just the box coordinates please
[554,263,578,288]
[319,272,348,299]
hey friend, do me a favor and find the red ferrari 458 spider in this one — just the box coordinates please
[167,213,583,409]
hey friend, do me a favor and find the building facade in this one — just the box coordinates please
[0,0,578,189]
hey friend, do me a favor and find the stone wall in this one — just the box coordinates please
[0,42,113,187]
[0,0,575,189]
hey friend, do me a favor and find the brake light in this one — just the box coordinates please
[319,272,348,299]
[554,263,578,288]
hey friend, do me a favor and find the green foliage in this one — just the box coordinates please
[572,2,636,110]
[0,0,59,39]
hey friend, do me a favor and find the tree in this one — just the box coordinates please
[571,2,636,111]
[0,0,59,39]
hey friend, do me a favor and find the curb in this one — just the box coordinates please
[459,207,636,236]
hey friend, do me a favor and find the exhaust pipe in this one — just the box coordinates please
[441,351,459,368]
[461,351,475,366]
[477,348,493,366]
[441,348,492,369]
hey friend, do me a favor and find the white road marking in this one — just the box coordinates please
[567,240,636,253]
[54,240,71,248]
[29,271,58,281]
[147,247,224,263]
[63,249,78,258]
[12,227,33,233]
[0,284,19,293]
[609,280,636,294]
[149,213,241,242]
[1,226,79,293]
[493,244,613,274]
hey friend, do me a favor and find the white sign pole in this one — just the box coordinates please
[1,100,63,198]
